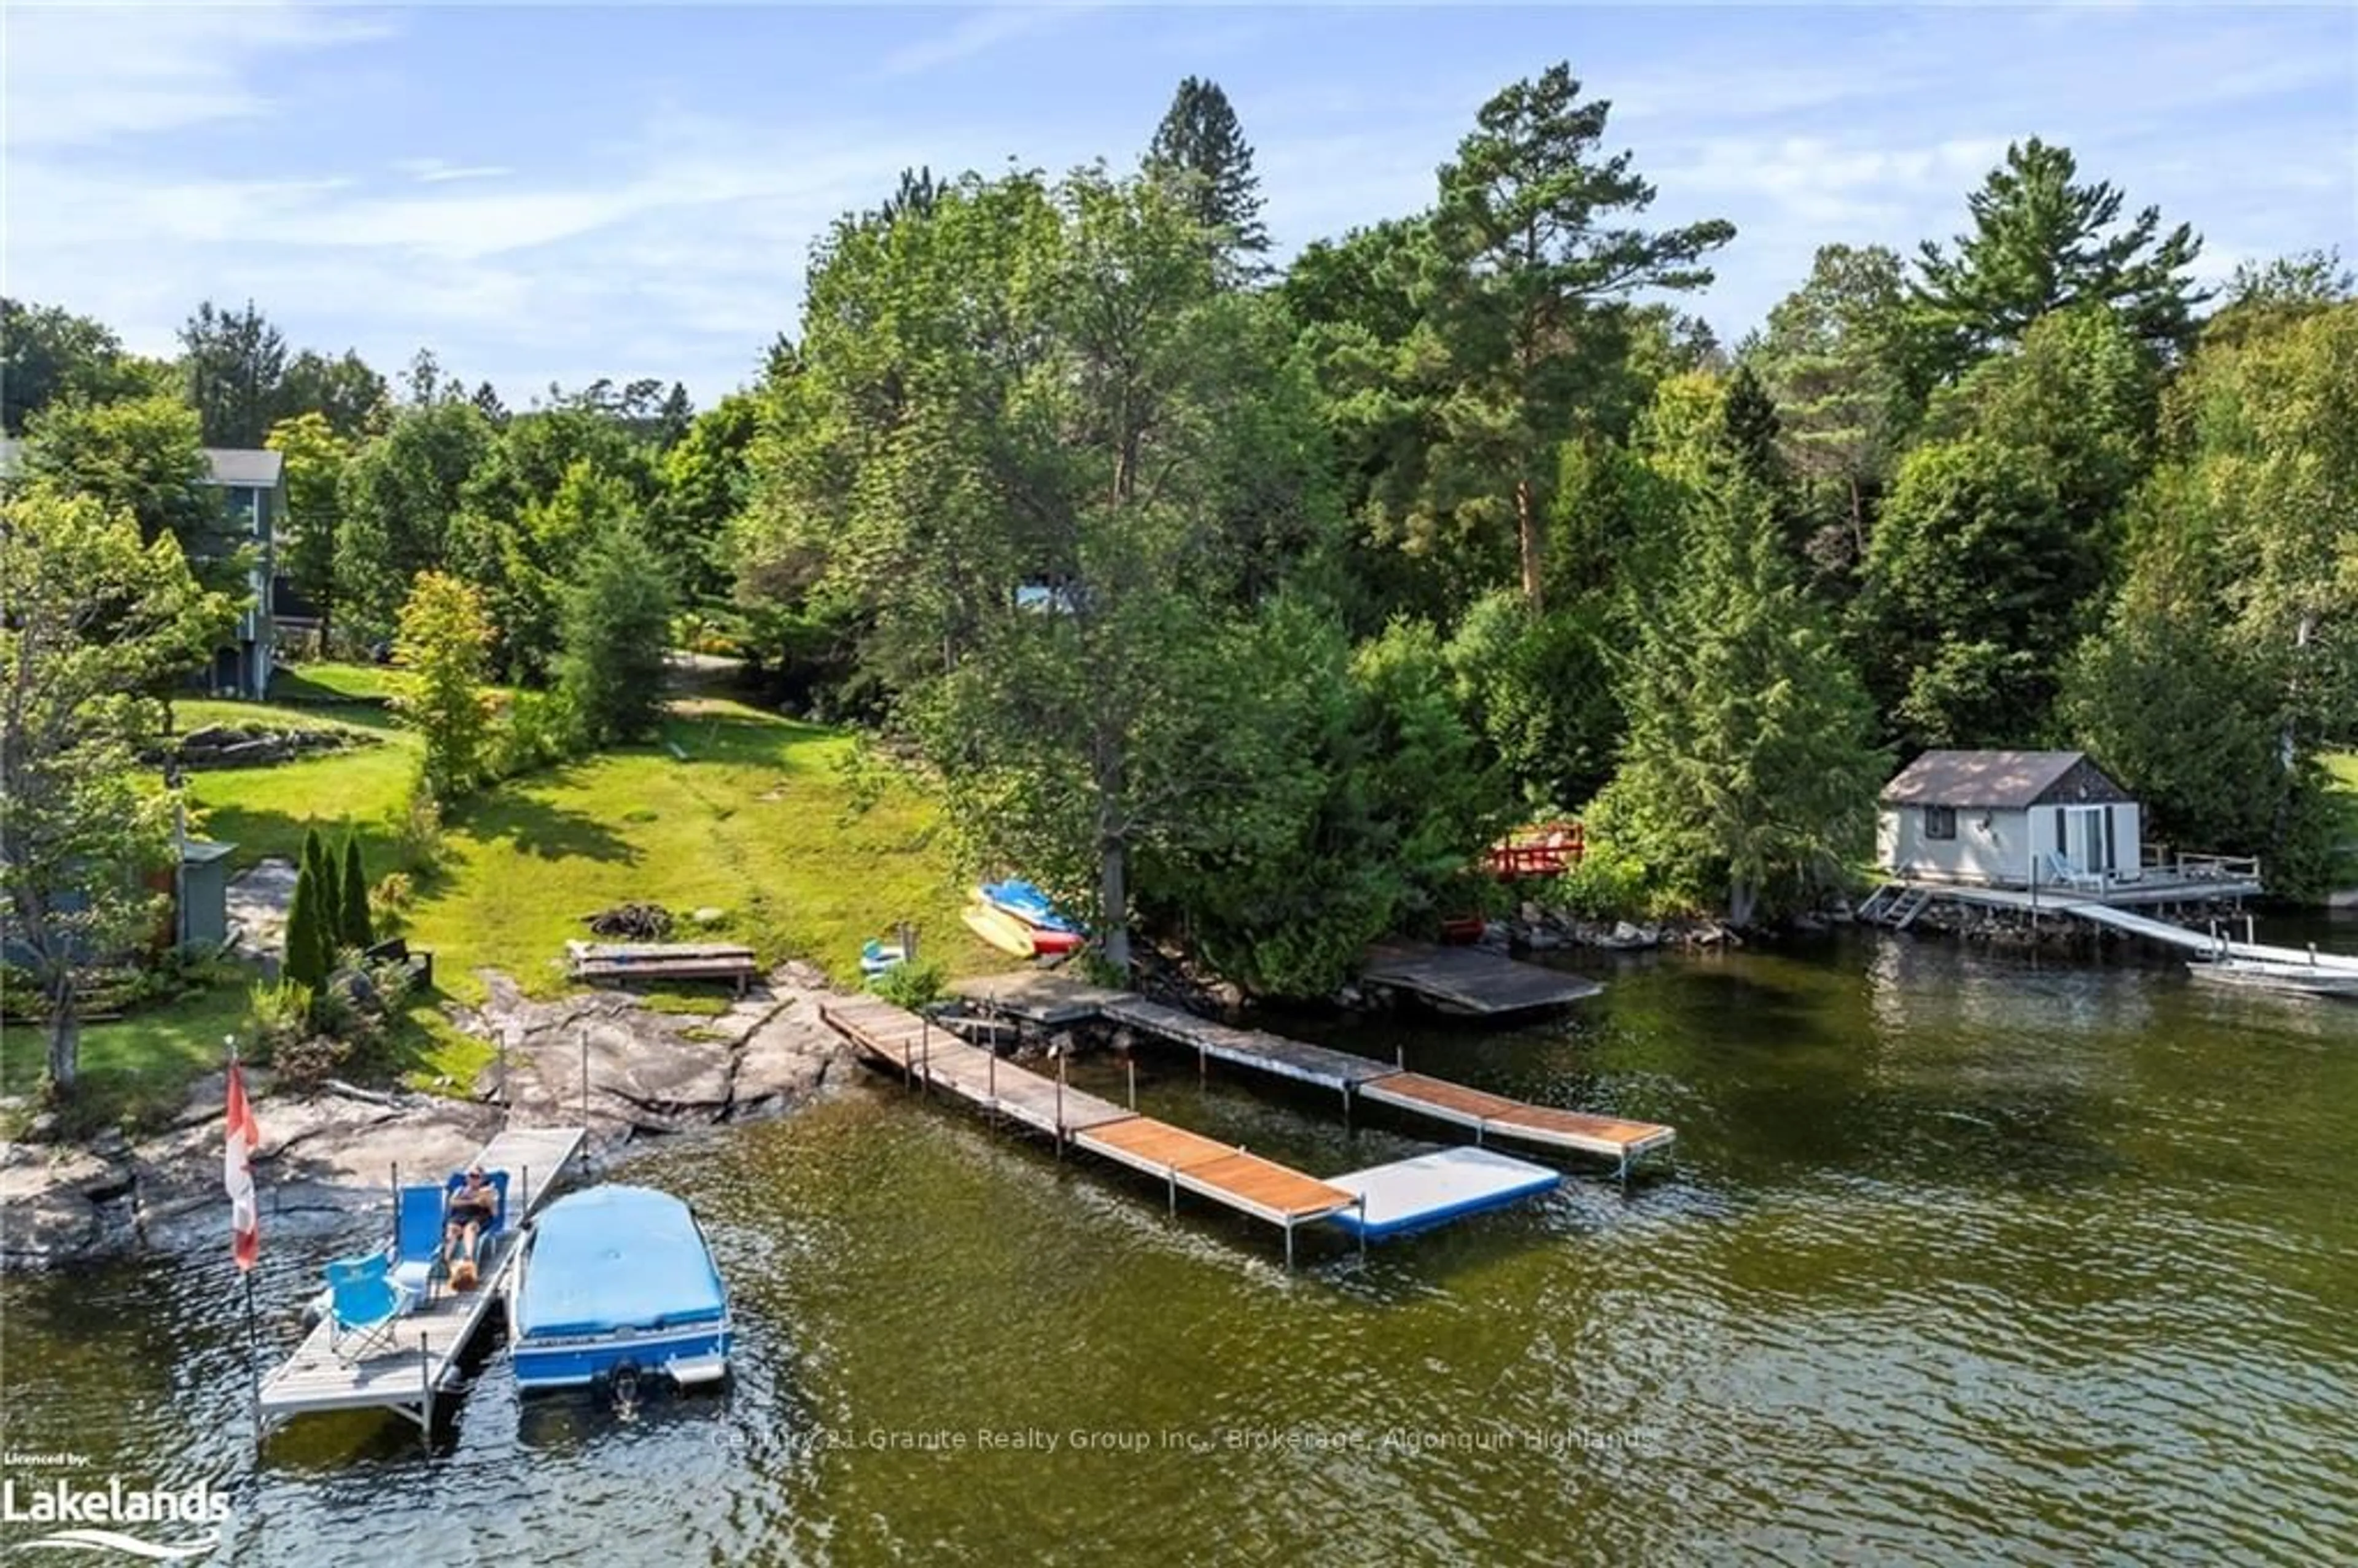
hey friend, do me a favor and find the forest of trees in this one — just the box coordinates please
[7,65,2354,1005]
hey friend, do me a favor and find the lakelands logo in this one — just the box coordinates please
[3,1476,227,1560]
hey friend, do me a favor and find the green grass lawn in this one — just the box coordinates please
[184,724,421,871]
[2325,751,2358,887]
[405,697,997,998]
[270,661,401,704]
[31,690,1000,1124]
[1,982,255,1131]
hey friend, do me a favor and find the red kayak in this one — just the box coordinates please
[1029,928,1085,956]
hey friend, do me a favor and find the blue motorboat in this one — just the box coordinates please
[510,1185,731,1394]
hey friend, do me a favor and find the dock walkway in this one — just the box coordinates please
[2066,902,2358,972]
[1360,939,1604,1015]
[819,998,1358,1264]
[256,1125,585,1434]
[954,978,1674,1173]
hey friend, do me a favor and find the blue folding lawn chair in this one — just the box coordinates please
[442,1169,509,1289]
[387,1183,447,1302]
[324,1252,414,1360]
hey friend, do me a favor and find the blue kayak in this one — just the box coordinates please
[979,879,1080,934]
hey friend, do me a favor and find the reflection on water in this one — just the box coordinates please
[4,928,2354,1563]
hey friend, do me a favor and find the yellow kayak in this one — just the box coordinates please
[962,901,1037,958]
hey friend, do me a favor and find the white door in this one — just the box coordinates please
[2064,806,2109,875]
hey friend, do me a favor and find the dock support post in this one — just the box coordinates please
[920,1017,930,1096]
[988,1050,997,1123]
[1127,1057,1137,1112]
[1340,1085,1351,1133]
[1355,1197,1367,1265]
[1395,1042,1405,1072]
[1166,1165,1177,1217]
[2246,914,2257,948]
[419,1332,433,1452]
[1283,1218,1296,1272]
[1055,1052,1067,1159]
[1198,1041,1206,1085]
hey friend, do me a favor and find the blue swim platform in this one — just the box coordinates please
[1321,1146,1562,1240]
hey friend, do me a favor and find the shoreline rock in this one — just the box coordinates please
[0,963,855,1273]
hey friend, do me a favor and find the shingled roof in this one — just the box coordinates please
[1880,750,2122,808]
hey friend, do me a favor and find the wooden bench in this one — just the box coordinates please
[564,941,761,995]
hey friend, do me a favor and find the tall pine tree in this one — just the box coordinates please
[1912,138,2205,378]
[1145,76,1268,281]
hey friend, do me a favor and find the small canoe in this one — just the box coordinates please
[860,939,908,978]
[963,902,1037,958]
[977,879,1080,934]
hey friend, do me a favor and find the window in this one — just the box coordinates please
[1924,805,1957,840]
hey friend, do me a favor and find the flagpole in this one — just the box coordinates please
[230,1033,263,1448]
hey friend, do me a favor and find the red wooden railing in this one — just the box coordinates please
[1483,821,1585,879]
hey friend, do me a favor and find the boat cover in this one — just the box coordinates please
[515,1186,727,1339]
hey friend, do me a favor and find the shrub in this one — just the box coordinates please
[870,958,946,1010]
[487,686,585,782]
[247,980,313,1063]
[282,842,330,995]
[370,872,415,918]
[393,775,444,874]
[272,1032,354,1092]
[338,833,372,948]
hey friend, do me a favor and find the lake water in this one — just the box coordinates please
[5,927,2354,1564]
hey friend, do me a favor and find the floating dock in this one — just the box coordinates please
[1325,1147,1563,1240]
[952,987,1675,1175]
[255,1124,586,1435]
[1359,939,1604,1015]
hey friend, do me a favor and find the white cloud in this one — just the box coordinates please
[392,158,513,185]
[1,2,392,149]
[874,6,1081,80]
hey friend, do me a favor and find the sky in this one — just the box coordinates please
[5,2,2352,406]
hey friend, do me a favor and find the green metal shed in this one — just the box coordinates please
[178,839,236,951]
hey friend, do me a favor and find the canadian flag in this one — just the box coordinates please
[225,1062,260,1271]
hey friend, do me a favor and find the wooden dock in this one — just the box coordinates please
[1360,939,1603,1015]
[255,1125,586,1435]
[819,998,1358,1265]
[947,969,1130,1024]
[1099,998,1673,1174]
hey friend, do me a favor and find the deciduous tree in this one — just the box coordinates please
[390,572,495,800]
[1,299,141,433]
[1,490,231,1089]
[267,411,352,650]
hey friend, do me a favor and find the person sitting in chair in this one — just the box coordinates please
[444,1165,497,1287]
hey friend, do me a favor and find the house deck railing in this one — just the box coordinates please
[1886,850,2264,897]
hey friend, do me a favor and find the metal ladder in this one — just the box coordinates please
[1886,887,1937,930]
